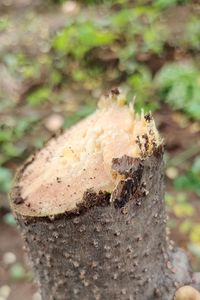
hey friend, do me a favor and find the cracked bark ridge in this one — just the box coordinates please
[14,147,192,300]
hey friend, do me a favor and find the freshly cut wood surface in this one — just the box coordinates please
[11,91,161,217]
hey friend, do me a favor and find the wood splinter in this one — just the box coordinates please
[10,89,198,300]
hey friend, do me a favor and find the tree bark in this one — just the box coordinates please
[12,146,193,300]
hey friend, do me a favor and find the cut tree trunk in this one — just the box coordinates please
[10,90,197,300]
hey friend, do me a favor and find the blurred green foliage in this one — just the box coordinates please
[153,0,190,9]
[127,65,158,113]
[0,167,12,193]
[155,62,200,120]
[9,263,32,281]
[53,21,115,59]
[3,213,17,226]
[166,191,200,262]
[0,16,11,32]
[10,263,26,281]
[54,0,191,7]
[53,6,168,64]
[185,16,200,51]
[174,157,200,196]
[0,114,40,164]
[166,192,194,218]
[27,87,52,106]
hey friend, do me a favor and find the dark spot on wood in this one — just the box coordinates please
[14,196,25,205]
[77,190,111,213]
[57,177,62,183]
[142,134,149,152]
[136,135,142,152]
[144,113,152,122]
[154,144,164,158]
[113,179,136,209]
[112,155,145,208]
[111,87,120,96]
[12,186,26,205]
[112,155,143,179]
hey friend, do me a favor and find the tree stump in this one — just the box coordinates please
[10,90,196,300]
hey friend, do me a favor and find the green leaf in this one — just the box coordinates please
[128,65,158,112]
[27,87,51,106]
[155,62,200,120]
[174,158,200,196]
[153,0,187,9]
[14,115,39,138]
[53,22,114,59]
[185,16,200,51]
[0,128,13,142]
[3,213,17,226]
[143,26,165,54]
[9,263,26,281]
[0,167,13,193]
[111,9,136,28]
[2,142,25,161]
[0,17,11,32]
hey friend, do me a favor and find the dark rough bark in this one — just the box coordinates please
[13,147,193,300]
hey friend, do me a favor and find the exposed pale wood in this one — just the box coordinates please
[11,92,160,217]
